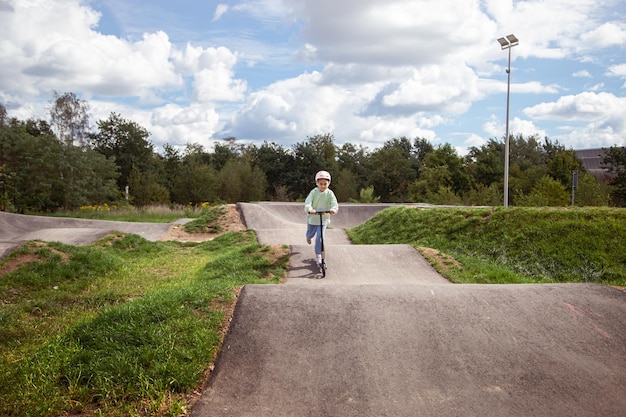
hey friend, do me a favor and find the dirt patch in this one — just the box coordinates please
[417,247,461,274]
[160,204,247,242]
[0,241,69,276]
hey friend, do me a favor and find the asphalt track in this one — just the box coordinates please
[1,205,625,416]
[0,211,171,260]
[191,202,626,417]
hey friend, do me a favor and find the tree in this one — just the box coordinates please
[333,168,359,202]
[62,145,121,208]
[509,164,546,202]
[464,183,503,206]
[217,159,267,203]
[515,175,569,206]
[48,92,96,208]
[408,165,453,203]
[9,123,63,211]
[543,138,584,186]
[413,137,434,166]
[0,116,118,211]
[169,149,219,205]
[351,186,380,203]
[90,112,155,190]
[287,140,326,199]
[466,139,504,187]
[510,134,545,170]
[159,144,183,199]
[249,141,294,200]
[127,165,169,207]
[336,142,369,191]
[0,103,7,127]
[49,91,90,146]
[423,143,470,196]
[602,146,626,207]
[574,172,608,206]
[213,140,242,171]
[368,137,421,202]
[307,133,338,173]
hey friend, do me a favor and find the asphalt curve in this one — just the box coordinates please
[0,211,171,260]
[190,203,626,417]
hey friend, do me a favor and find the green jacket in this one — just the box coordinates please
[304,187,339,226]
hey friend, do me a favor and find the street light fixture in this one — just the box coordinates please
[497,34,518,207]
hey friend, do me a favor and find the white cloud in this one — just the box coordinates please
[607,64,626,78]
[482,115,502,138]
[220,65,452,149]
[524,92,626,121]
[552,121,626,149]
[291,0,495,66]
[523,91,626,148]
[150,103,221,148]
[0,1,182,101]
[510,117,547,138]
[212,4,229,21]
[358,117,437,145]
[221,71,343,144]
[194,68,247,102]
[463,133,488,149]
[515,82,561,95]
[485,0,605,59]
[580,22,626,48]
[482,115,546,140]
[86,100,222,151]
[178,46,248,102]
[380,65,480,114]
[1,0,624,156]
[0,0,255,105]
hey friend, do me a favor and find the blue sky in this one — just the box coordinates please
[1,0,625,155]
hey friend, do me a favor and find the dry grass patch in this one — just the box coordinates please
[417,246,461,275]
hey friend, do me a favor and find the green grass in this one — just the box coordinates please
[183,206,225,234]
[0,231,289,417]
[347,206,626,286]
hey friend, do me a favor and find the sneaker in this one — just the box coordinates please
[315,255,322,265]
[307,237,311,244]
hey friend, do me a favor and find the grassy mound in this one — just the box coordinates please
[0,231,289,416]
[348,207,626,286]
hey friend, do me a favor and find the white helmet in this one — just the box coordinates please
[315,170,331,183]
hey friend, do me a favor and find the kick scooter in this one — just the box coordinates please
[316,211,332,277]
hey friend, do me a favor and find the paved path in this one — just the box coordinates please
[0,211,172,260]
[191,203,626,417]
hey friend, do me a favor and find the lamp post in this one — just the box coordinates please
[497,34,518,207]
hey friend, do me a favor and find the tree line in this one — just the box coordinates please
[0,92,624,212]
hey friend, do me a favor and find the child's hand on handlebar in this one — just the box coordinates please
[309,209,316,214]
[330,209,336,214]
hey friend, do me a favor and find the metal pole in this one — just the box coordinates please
[504,46,512,207]
[571,170,578,206]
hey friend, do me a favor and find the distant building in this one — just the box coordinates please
[575,148,614,183]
